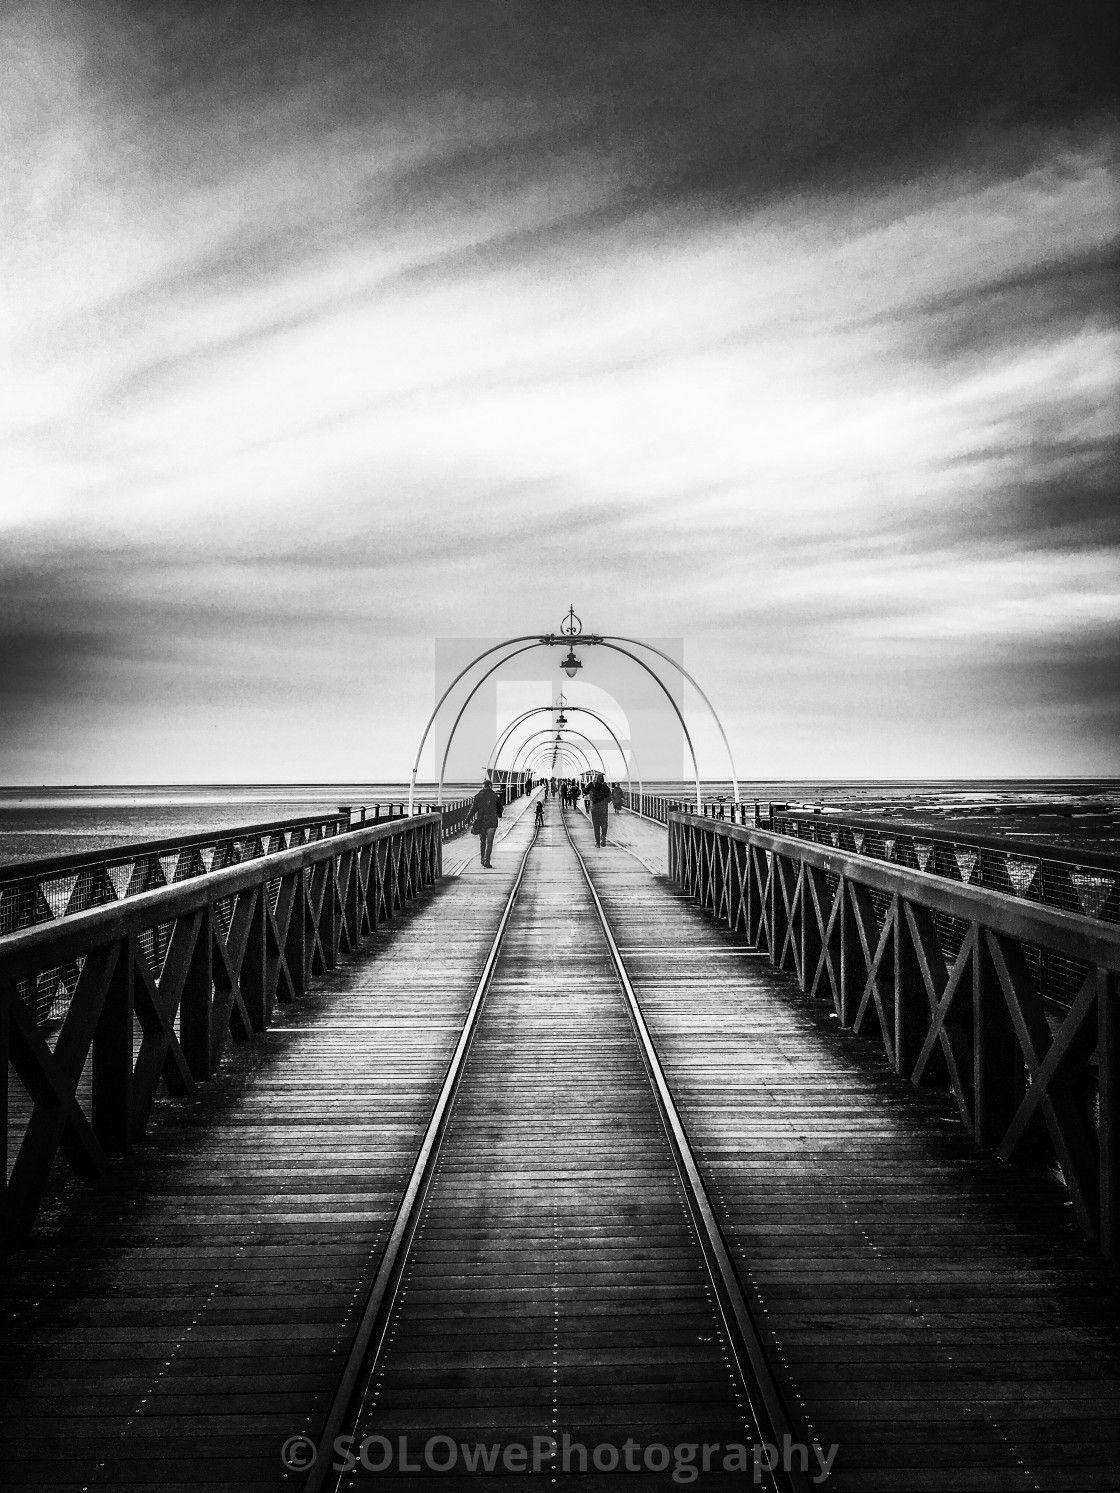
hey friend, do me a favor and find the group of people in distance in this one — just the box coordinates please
[466,772,626,866]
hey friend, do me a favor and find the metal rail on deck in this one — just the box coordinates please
[0,813,443,1253]
[560,805,809,1493]
[669,811,1120,1257]
[304,817,542,1493]
[304,803,805,1492]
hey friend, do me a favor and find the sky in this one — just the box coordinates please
[1,0,1117,784]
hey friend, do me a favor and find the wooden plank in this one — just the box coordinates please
[0,807,539,1489]
[6,796,1120,1491]
[577,809,1120,1492]
[336,805,766,1487]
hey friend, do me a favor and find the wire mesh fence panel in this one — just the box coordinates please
[0,812,351,1026]
[776,813,1119,929]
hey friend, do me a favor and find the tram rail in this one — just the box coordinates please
[304,798,810,1493]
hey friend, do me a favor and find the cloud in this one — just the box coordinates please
[0,0,1116,781]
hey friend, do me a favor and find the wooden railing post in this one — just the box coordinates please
[1100,970,1120,1259]
[894,898,929,1078]
[282,871,308,999]
[178,908,215,1081]
[0,990,8,1253]
[91,937,134,1156]
[771,855,794,972]
[239,888,269,1032]
[727,839,745,934]
[800,865,825,995]
[743,844,761,949]
[838,879,863,1027]
[310,860,336,972]
[342,849,361,953]
[972,925,1018,1148]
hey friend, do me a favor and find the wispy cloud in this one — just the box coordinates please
[0,0,1116,781]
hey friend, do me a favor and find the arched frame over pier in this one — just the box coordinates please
[427,634,699,811]
[524,744,585,779]
[409,612,736,815]
[511,728,604,776]
[487,705,638,801]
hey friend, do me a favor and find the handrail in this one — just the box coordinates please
[625,789,690,825]
[772,810,1120,925]
[0,810,348,887]
[669,810,1120,1256]
[775,807,1120,873]
[1,813,443,1253]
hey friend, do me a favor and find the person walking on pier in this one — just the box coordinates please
[589,773,612,847]
[468,777,500,867]
[534,798,545,830]
[611,782,623,814]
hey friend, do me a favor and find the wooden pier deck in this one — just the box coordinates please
[2,796,1120,1490]
[570,807,1120,1491]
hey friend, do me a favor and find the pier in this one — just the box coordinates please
[2,791,1120,1490]
[7,0,1115,1481]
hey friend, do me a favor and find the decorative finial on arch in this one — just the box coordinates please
[560,604,582,638]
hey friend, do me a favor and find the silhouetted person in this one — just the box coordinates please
[611,782,623,814]
[468,778,500,867]
[589,773,612,847]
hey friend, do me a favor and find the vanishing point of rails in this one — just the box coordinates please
[2,617,1120,1492]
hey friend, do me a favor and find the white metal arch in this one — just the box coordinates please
[589,640,702,811]
[425,639,701,812]
[601,635,739,804]
[511,727,604,778]
[488,705,638,801]
[409,619,730,814]
[524,744,584,780]
[409,635,545,812]
[433,642,543,809]
[522,743,594,782]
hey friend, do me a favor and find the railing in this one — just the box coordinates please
[773,810,1120,924]
[432,787,530,842]
[1,799,492,1030]
[626,791,688,824]
[625,791,763,825]
[438,799,476,839]
[0,812,352,1024]
[0,813,442,1253]
[345,797,478,823]
[669,811,1120,1257]
[770,811,1120,1011]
